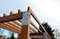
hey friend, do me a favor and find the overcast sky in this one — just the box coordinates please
[28,0,60,31]
[0,0,60,37]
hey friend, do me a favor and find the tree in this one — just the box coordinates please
[0,36,2,38]
[39,22,55,39]
[10,33,14,39]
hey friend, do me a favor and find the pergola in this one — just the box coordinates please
[0,7,51,39]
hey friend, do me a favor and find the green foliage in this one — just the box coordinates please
[10,33,14,39]
[0,35,2,38]
[39,22,55,39]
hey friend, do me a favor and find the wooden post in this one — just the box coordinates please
[20,10,30,39]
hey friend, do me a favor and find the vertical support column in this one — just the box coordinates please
[20,11,30,39]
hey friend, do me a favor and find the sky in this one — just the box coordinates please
[0,0,60,38]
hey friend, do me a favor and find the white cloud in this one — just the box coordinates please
[27,0,60,31]
[28,0,60,21]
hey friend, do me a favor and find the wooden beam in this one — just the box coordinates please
[0,23,35,35]
[0,22,42,36]
[3,13,21,29]
[13,20,22,26]
[7,21,21,29]
[20,33,43,36]
[11,20,36,33]
[0,23,21,34]
[13,20,37,33]
[30,27,37,33]
[30,33,43,36]
[9,12,36,33]
[30,29,35,33]
[2,22,21,32]
[10,10,42,34]
[20,25,30,39]
[30,20,42,33]
[17,20,36,33]
[20,11,30,39]
[28,7,51,39]
[0,14,21,34]
[0,12,22,23]
[4,13,36,33]
[10,12,22,26]
[3,14,35,34]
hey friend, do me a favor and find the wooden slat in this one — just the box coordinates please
[30,20,42,33]
[0,23,36,35]
[18,19,22,22]
[28,7,51,39]
[17,20,37,33]
[30,27,37,33]
[10,11,39,33]
[10,12,37,33]
[3,20,35,34]
[7,21,21,29]
[13,20,22,26]
[30,33,43,36]
[2,22,21,32]
[0,23,40,36]
[0,23,34,34]
[18,9,22,13]
[10,12,22,26]
[20,33,43,36]
[0,12,22,23]
[3,13,36,33]
[3,13,21,29]
[0,22,37,35]
[30,29,35,33]
[0,15,21,33]
[0,21,42,36]
[0,23,21,34]
[17,20,36,33]
[13,20,36,33]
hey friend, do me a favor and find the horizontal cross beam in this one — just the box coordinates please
[0,13,22,23]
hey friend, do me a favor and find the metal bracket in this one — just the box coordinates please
[22,11,29,25]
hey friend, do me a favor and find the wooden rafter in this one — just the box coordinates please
[30,20,42,33]
[0,24,40,36]
[28,7,51,39]
[0,23,21,33]
[0,12,22,23]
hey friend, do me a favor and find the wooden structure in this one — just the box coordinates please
[0,7,51,39]
[0,36,6,39]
